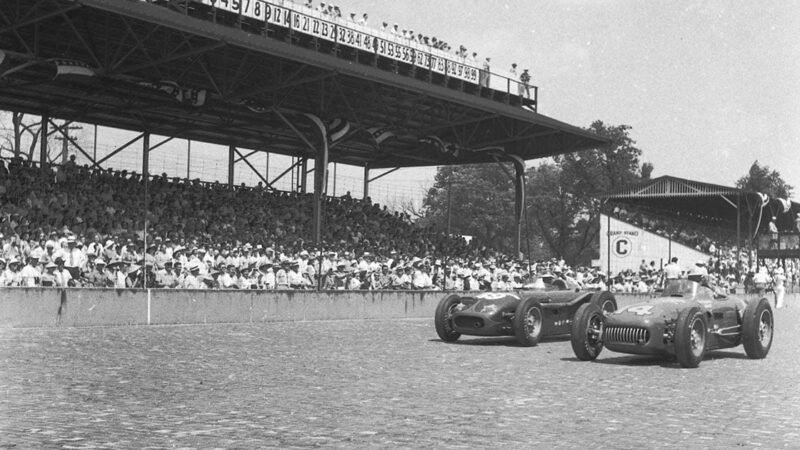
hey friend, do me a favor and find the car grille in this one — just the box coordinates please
[604,326,650,344]
[454,316,485,329]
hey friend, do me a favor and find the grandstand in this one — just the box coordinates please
[0,0,616,290]
[600,175,800,276]
[0,0,607,253]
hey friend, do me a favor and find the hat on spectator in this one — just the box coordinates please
[67,235,76,244]
[188,261,200,272]
[45,262,57,270]
[258,261,273,271]
[696,260,706,266]
[95,258,106,266]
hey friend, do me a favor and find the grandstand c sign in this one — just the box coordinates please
[612,236,632,258]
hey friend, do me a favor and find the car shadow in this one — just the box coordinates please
[561,349,749,368]
[430,335,570,347]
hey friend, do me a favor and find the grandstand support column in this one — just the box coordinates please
[300,158,308,193]
[142,132,150,179]
[312,137,329,245]
[473,146,526,258]
[228,144,235,188]
[39,114,48,168]
[275,111,329,245]
[736,195,742,265]
[363,164,369,200]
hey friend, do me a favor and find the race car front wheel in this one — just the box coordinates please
[675,306,707,368]
[571,303,604,361]
[742,298,773,359]
[514,298,543,347]
[434,294,462,342]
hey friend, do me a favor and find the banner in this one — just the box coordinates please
[327,118,350,143]
[366,126,395,145]
[201,0,266,20]
[195,0,481,84]
[51,59,95,78]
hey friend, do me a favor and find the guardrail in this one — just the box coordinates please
[2,288,793,328]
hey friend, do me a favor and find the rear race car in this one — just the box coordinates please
[435,290,616,347]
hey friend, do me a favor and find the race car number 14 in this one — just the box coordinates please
[626,305,654,316]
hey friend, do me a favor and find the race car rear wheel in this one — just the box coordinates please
[571,303,605,361]
[434,294,462,342]
[589,291,617,315]
[514,298,543,347]
[675,306,707,368]
[742,298,773,359]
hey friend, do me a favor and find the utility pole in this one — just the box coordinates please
[53,121,82,163]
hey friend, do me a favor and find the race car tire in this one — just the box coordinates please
[434,294,462,342]
[571,303,605,361]
[514,298,544,347]
[589,291,617,315]
[742,298,773,359]
[675,306,707,368]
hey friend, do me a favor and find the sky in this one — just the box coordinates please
[330,0,800,202]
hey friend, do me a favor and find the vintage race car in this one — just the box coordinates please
[570,279,774,368]
[434,288,617,346]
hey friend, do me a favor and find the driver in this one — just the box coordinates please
[687,260,709,284]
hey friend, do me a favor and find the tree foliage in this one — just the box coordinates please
[422,163,517,252]
[735,160,794,199]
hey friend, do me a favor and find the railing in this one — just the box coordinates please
[138,0,537,110]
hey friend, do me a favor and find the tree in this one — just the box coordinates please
[421,121,651,263]
[526,121,649,265]
[0,111,42,160]
[736,160,794,199]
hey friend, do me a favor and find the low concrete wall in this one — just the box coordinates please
[0,288,446,328]
[1,288,797,328]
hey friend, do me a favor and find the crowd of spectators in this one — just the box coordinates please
[610,203,738,255]
[2,156,796,294]
[0,156,533,290]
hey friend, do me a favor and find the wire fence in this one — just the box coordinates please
[2,122,431,211]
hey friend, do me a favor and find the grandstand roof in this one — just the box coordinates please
[0,0,609,169]
[603,175,800,231]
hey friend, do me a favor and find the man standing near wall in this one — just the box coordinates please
[664,257,682,281]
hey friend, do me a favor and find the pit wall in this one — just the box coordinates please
[1,288,797,328]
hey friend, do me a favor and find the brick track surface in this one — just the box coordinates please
[1,306,798,449]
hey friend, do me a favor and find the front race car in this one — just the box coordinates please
[600,298,690,356]
[571,278,774,368]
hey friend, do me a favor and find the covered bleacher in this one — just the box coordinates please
[0,0,608,255]
[601,175,800,272]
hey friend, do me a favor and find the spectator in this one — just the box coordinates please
[519,69,531,98]
[479,57,490,88]
[664,257,682,280]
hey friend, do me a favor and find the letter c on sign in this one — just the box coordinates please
[612,237,631,258]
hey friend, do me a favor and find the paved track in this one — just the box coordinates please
[1,306,798,449]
